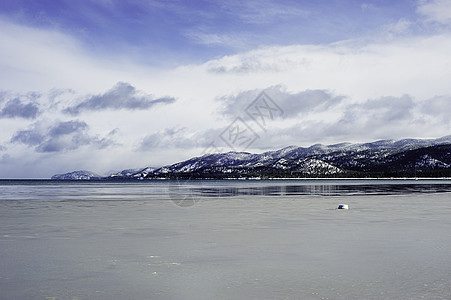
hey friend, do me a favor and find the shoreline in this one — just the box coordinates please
[1,177,451,182]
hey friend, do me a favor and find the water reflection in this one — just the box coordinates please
[189,183,451,198]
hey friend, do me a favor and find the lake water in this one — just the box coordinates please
[1,179,451,299]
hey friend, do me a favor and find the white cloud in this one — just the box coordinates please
[139,127,200,150]
[417,0,451,24]
[0,17,149,93]
[184,31,244,48]
[219,86,344,120]
[202,32,451,102]
[222,0,309,25]
[381,19,413,38]
[361,3,377,12]
[64,82,176,115]
[1,10,451,177]
[0,92,41,119]
[244,94,450,150]
[10,119,118,153]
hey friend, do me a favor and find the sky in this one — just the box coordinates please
[1,0,451,178]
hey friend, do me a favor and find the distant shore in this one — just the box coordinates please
[1,177,451,182]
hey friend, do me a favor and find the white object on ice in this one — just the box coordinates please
[337,204,349,210]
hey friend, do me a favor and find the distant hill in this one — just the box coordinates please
[51,170,102,180]
[51,136,451,179]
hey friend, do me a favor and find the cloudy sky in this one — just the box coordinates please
[1,0,451,178]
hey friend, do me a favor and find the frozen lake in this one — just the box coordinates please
[1,179,451,299]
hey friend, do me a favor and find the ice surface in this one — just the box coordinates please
[1,179,451,299]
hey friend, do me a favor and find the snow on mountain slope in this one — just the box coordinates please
[51,136,451,179]
[51,170,102,180]
[293,159,343,175]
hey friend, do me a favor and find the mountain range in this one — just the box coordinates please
[51,136,451,180]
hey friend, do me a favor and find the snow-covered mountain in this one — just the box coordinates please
[51,170,102,180]
[51,135,451,179]
[107,167,154,179]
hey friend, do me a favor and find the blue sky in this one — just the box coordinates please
[1,0,451,178]
[0,0,419,64]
